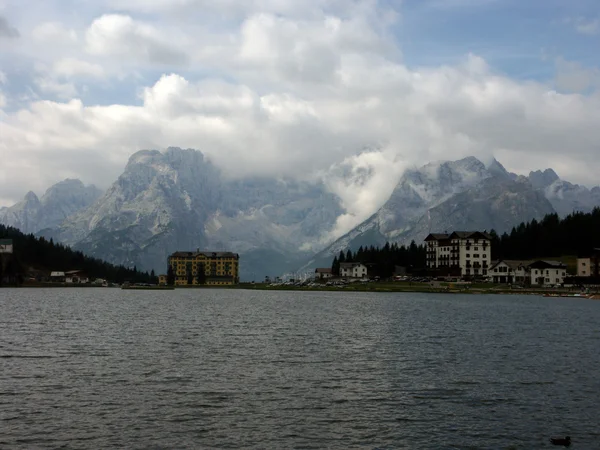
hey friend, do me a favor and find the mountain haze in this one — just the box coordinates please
[0,179,102,234]
[2,149,599,280]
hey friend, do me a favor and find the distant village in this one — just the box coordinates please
[1,230,599,290]
[310,231,599,288]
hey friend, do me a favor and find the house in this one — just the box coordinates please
[340,262,368,278]
[577,258,591,277]
[0,239,13,254]
[314,268,333,280]
[65,270,89,284]
[488,260,530,284]
[528,261,567,286]
[577,250,600,277]
[424,231,492,278]
[168,250,239,286]
[158,274,168,285]
[50,271,66,282]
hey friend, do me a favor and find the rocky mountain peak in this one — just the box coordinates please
[529,168,560,189]
[23,191,40,204]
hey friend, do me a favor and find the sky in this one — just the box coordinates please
[1,0,599,234]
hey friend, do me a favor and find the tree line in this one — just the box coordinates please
[329,207,600,279]
[0,224,156,285]
[489,208,600,261]
[331,241,426,278]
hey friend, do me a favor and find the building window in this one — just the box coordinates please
[466,254,470,258]
[474,247,479,251]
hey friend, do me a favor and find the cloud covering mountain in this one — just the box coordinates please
[1,0,600,232]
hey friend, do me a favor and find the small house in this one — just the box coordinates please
[340,262,368,279]
[314,268,333,280]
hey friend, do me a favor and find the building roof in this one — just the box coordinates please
[528,260,567,269]
[50,271,65,277]
[0,239,13,245]
[448,231,493,240]
[315,268,332,273]
[170,251,239,258]
[489,260,529,271]
[340,262,366,269]
[424,233,449,241]
[65,270,86,275]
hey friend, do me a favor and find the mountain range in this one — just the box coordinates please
[1,148,599,279]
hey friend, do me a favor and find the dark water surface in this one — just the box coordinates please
[1,288,599,449]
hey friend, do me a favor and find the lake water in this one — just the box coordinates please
[1,288,599,449]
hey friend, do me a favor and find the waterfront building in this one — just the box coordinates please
[158,274,167,285]
[167,250,239,286]
[528,260,567,286]
[340,262,368,278]
[577,258,591,277]
[488,260,529,284]
[314,268,333,280]
[424,231,492,278]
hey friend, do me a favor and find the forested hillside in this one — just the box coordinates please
[0,224,154,284]
[331,241,426,278]
[491,208,600,260]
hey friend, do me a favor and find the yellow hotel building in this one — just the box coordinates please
[168,251,240,286]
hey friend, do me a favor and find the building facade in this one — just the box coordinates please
[528,261,567,286]
[340,262,368,278]
[168,251,240,286]
[314,268,333,280]
[425,231,492,278]
[577,258,591,277]
[488,260,529,284]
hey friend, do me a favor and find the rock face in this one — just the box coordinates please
[301,157,558,271]
[529,170,600,216]
[4,149,600,280]
[0,179,102,234]
[45,148,343,279]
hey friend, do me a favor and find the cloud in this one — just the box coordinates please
[85,14,188,65]
[0,15,19,38]
[33,76,78,99]
[32,22,77,44]
[53,57,105,78]
[2,0,600,240]
[554,57,600,93]
[573,18,599,36]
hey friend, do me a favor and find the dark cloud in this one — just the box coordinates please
[0,16,20,39]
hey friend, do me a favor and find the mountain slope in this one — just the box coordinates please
[0,180,102,234]
[528,169,600,216]
[301,157,556,271]
[47,148,343,278]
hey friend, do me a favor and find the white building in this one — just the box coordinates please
[488,260,529,284]
[314,268,333,280]
[340,262,368,278]
[425,231,492,278]
[528,261,567,286]
[65,270,89,284]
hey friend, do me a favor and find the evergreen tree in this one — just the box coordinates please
[345,249,353,262]
[196,263,206,285]
[167,265,175,286]
[187,267,194,285]
[331,256,339,276]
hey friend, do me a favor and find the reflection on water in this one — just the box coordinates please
[1,288,599,449]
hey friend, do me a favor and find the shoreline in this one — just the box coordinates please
[4,282,598,299]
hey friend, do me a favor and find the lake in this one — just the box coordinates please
[1,288,599,449]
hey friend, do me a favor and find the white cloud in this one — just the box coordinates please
[53,57,105,78]
[32,21,77,44]
[85,14,188,65]
[574,18,599,36]
[2,0,600,239]
[554,57,600,93]
[33,76,78,99]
